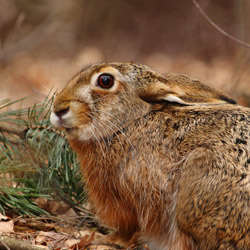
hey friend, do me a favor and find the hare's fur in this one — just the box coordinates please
[51,63,250,250]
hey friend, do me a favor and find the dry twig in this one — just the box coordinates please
[192,0,250,49]
[0,124,26,138]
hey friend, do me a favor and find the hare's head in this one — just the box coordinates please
[50,62,236,141]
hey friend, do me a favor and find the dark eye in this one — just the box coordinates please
[97,74,114,89]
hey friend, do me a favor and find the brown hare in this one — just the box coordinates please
[50,62,250,250]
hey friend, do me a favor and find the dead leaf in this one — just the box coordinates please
[64,238,81,248]
[87,245,122,250]
[56,208,78,220]
[36,231,67,242]
[0,212,14,234]
[78,232,95,247]
[34,198,71,215]
[71,231,95,249]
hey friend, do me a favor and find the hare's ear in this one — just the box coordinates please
[139,73,236,106]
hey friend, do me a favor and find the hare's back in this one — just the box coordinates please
[165,104,250,159]
[158,103,250,178]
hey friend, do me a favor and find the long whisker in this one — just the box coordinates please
[88,109,136,159]
[82,125,95,140]
[89,113,125,151]
[99,114,135,151]
[81,126,108,186]
[91,123,109,158]
[91,96,135,149]
[92,93,114,104]
[100,110,124,124]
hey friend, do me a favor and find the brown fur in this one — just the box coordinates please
[50,62,250,250]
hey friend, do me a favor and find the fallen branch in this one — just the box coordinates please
[0,236,48,250]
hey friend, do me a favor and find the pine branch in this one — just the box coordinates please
[0,124,26,138]
[0,96,86,216]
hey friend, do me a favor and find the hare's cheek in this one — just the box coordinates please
[77,86,94,108]
[75,125,93,141]
[71,102,92,127]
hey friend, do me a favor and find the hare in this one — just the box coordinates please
[50,62,250,250]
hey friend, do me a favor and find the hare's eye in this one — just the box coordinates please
[97,74,114,89]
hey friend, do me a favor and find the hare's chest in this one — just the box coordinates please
[91,188,138,237]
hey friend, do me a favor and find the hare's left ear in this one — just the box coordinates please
[139,73,236,106]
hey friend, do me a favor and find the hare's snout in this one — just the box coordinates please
[50,108,71,129]
[50,98,94,140]
[50,101,73,129]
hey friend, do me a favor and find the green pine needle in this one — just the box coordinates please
[0,95,86,216]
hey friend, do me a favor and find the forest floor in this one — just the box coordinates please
[0,201,130,250]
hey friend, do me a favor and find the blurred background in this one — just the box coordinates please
[0,1,249,246]
[0,0,249,107]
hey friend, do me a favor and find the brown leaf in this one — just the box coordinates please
[35,231,72,249]
[71,231,95,250]
[64,238,81,248]
[0,212,14,234]
[34,198,71,215]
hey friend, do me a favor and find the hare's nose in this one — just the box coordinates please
[55,107,70,117]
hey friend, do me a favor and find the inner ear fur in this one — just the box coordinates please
[139,72,236,106]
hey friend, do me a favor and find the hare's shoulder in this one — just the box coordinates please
[157,104,250,156]
[166,104,250,127]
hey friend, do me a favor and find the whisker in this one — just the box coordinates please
[99,114,135,151]
[89,113,125,151]
[82,125,95,140]
[100,110,124,124]
[89,119,109,157]
[92,93,114,104]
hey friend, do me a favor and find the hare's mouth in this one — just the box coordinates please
[50,111,94,141]
[65,127,76,133]
[50,111,74,129]
[65,125,94,141]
